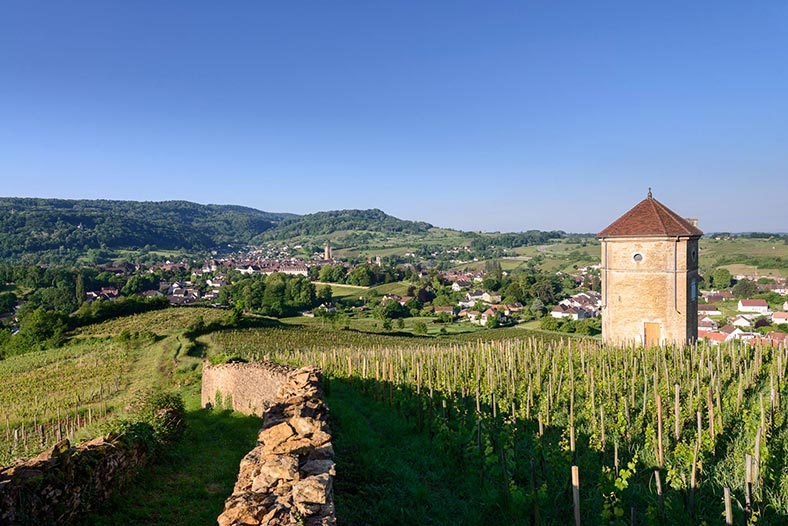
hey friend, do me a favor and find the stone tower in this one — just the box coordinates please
[598,191,702,346]
[324,243,332,261]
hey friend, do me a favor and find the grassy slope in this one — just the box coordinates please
[79,386,260,526]
[701,238,788,277]
[448,237,787,277]
[2,307,260,523]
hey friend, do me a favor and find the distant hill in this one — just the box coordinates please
[256,209,433,242]
[0,198,293,260]
[0,198,566,263]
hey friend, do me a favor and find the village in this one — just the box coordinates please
[62,234,788,344]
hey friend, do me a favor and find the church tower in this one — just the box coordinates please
[598,191,702,346]
[324,243,332,261]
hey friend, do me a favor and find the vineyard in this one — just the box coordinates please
[0,339,136,465]
[71,306,229,337]
[5,308,788,525]
[1,307,221,466]
[214,329,788,525]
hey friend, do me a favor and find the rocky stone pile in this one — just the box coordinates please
[0,436,145,525]
[218,366,336,526]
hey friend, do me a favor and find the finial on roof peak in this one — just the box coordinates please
[648,187,653,199]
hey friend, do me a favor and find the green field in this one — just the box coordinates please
[369,281,412,296]
[700,238,788,277]
[445,236,788,278]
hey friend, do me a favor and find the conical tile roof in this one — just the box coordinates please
[598,192,703,237]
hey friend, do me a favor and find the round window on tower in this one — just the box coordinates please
[633,253,644,263]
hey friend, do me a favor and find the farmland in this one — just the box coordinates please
[214,328,788,525]
[0,307,227,466]
[3,306,788,524]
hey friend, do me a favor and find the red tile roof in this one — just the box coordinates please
[720,324,737,334]
[768,332,788,343]
[740,299,768,307]
[698,330,727,342]
[598,193,703,237]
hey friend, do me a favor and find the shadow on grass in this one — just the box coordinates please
[79,396,260,526]
[326,375,788,526]
[326,378,526,526]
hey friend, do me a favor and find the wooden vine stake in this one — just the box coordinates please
[570,424,576,455]
[754,426,762,486]
[655,470,665,525]
[707,387,715,439]
[656,394,664,467]
[724,487,733,526]
[689,440,699,516]
[745,453,753,522]
[571,465,581,526]
[530,459,541,525]
[674,384,680,441]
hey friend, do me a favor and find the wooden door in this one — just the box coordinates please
[644,322,661,348]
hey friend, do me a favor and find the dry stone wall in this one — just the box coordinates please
[202,361,292,415]
[0,436,146,525]
[218,366,336,526]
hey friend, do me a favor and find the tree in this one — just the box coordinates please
[530,277,560,304]
[733,279,758,298]
[504,282,524,303]
[539,316,560,331]
[530,299,545,318]
[75,271,86,304]
[121,274,158,296]
[413,321,428,335]
[378,300,408,319]
[485,313,500,329]
[712,268,732,289]
[317,285,333,305]
[347,264,375,287]
[482,274,501,292]
[15,308,68,351]
[0,292,16,314]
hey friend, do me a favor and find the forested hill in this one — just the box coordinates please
[0,198,565,263]
[256,209,433,242]
[0,198,293,260]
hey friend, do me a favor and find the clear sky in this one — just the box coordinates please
[1,2,787,233]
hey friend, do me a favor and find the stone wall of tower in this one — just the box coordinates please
[601,236,699,345]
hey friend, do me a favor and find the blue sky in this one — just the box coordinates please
[1,2,787,233]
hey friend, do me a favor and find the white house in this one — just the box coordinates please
[698,304,722,316]
[732,315,752,328]
[698,316,719,330]
[772,311,788,325]
[738,299,770,315]
[451,280,472,292]
[482,291,502,304]
[784,300,788,311]
[551,304,592,321]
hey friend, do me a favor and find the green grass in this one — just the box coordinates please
[700,238,788,277]
[717,264,786,278]
[369,281,412,296]
[79,386,261,526]
[327,379,519,526]
[446,237,788,277]
[320,283,369,299]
